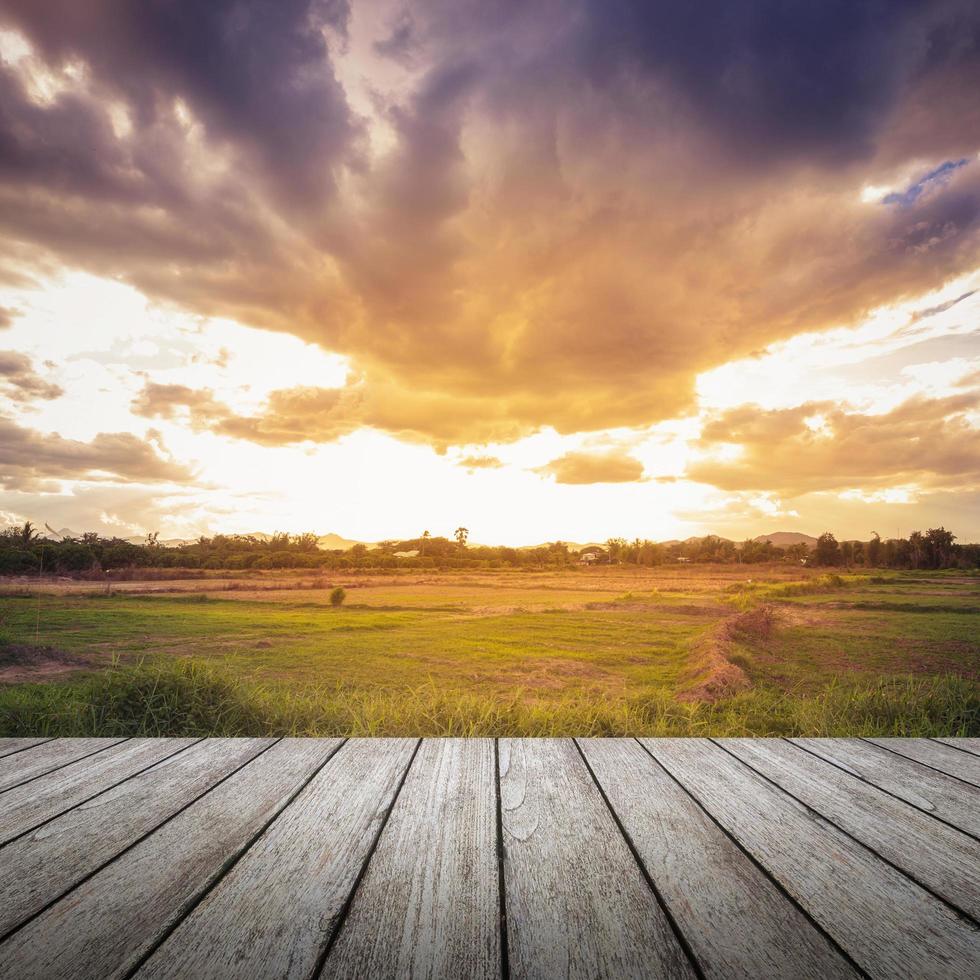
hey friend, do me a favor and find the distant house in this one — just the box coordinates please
[393,549,420,558]
[578,548,605,564]
[676,556,691,563]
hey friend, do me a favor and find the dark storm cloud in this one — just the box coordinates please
[579,0,944,163]
[374,10,418,66]
[0,70,133,200]
[0,0,358,207]
[2,0,980,449]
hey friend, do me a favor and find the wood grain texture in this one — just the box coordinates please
[865,737,980,786]
[0,738,197,846]
[642,738,980,979]
[792,737,980,837]
[0,738,51,760]
[0,737,124,792]
[137,738,415,980]
[500,738,695,980]
[722,738,980,918]
[2,737,976,979]
[0,737,273,938]
[579,738,857,980]
[936,737,980,757]
[321,738,499,980]
[0,738,338,980]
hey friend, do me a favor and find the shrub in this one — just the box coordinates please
[329,586,346,607]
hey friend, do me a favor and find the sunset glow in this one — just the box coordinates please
[2,1,979,544]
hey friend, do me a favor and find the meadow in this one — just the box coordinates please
[0,564,977,737]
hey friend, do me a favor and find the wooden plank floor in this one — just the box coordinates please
[0,738,977,979]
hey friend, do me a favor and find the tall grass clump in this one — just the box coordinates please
[1,659,975,738]
[0,659,273,737]
[725,572,856,610]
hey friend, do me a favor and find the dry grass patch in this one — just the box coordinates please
[0,644,98,684]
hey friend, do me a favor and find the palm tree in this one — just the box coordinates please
[420,530,431,556]
[20,521,38,547]
[454,527,469,549]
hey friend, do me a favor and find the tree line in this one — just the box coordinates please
[0,522,976,575]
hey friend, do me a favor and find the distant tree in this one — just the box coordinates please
[53,542,97,572]
[548,541,570,565]
[840,541,854,566]
[454,527,469,550]
[924,527,955,569]
[740,539,775,564]
[785,542,809,563]
[814,532,841,566]
[420,530,431,556]
[19,522,38,547]
[606,538,627,563]
[292,532,319,552]
[692,535,736,563]
[329,587,346,607]
[634,539,665,566]
[866,532,881,567]
[888,537,911,568]
[908,530,925,569]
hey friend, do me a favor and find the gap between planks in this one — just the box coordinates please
[1,738,977,980]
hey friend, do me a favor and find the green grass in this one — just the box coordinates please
[1,658,975,737]
[0,565,977,735]
[0,593,703,699]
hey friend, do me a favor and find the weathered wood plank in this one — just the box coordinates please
[0,738,198,846]
[0,738,52,760]
[136,738,416,980]
[0,737,273,938]
[936,737,980,757]
[642,738,980,979]
[579,738,857,979]
[320,738,499,980]
[865,737,980,786]
[0,737,125,792]
[723,738,980,918]
[0,738,339,980]
[500,738,696,980]
[793,737,980,837]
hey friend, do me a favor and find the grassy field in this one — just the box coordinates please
[0,565,977,736]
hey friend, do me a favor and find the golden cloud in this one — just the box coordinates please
[2,2,980,449]
[0,350,62,403]
[536,450,646,484]
[0,417,193,491]
[132,381,538,447]
[688,393,980,495]
[457,455,504,469]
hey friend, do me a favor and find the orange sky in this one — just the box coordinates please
[1,2,979,543]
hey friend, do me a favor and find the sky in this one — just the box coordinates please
[0,0,979,545]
